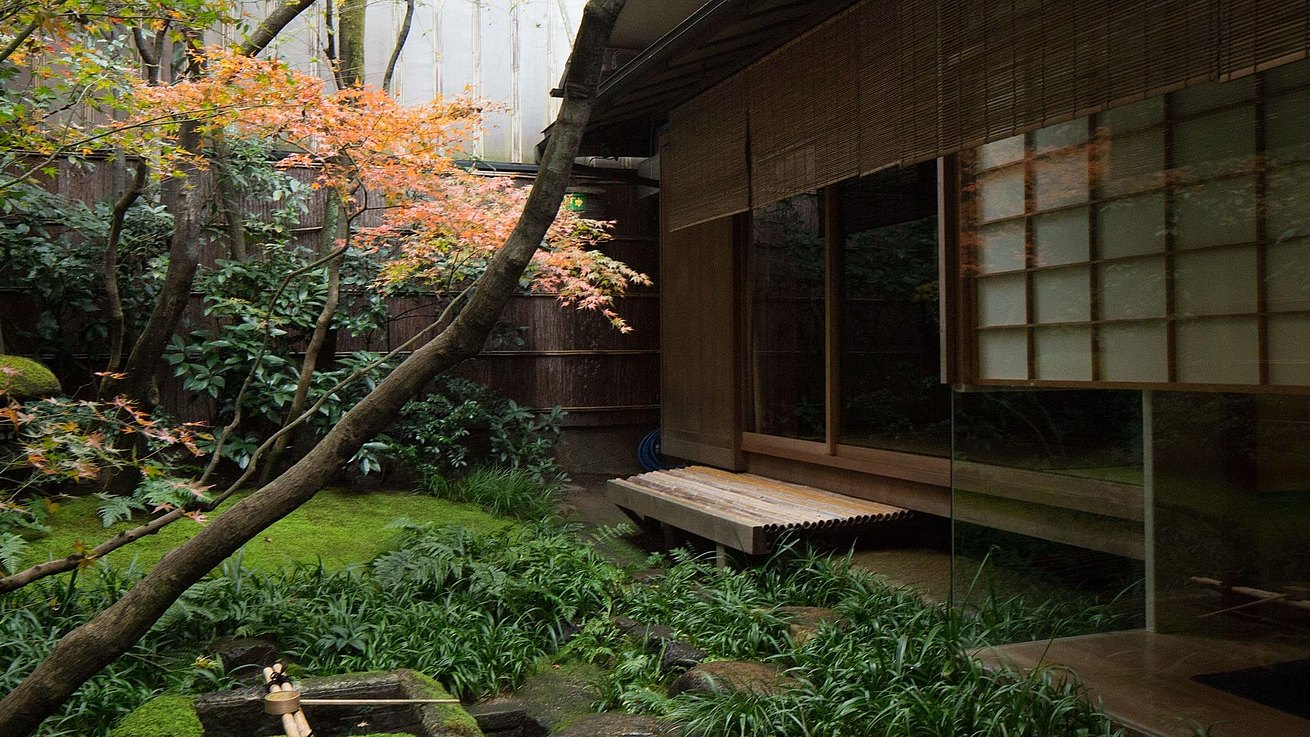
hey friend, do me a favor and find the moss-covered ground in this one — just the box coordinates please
[106,695,201,737]
[23,487,513,574]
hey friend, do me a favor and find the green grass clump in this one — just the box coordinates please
[22,487,512,574]
[9,515,1130,737]
[582,545,1127,737]
[107,695,201,737]
[423,466,558,521]
[0,355,61,398]
[3,522,621,737]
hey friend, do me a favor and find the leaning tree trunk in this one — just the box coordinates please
[0,3,625,734]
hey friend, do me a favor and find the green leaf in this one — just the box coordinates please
[0,532,28,573]
[95,493,143,528]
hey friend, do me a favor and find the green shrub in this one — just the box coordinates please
[0,355,61,399]
[166,239,394,473]
[385,376,566,487]
[4,525,1128,737]
[0,184,170,361]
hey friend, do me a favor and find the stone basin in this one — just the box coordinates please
[192,669,481,737]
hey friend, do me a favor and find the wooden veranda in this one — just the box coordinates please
[605,465,911,556]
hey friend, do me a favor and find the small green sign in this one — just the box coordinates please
[563,193,588,212]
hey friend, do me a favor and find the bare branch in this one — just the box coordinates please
[0,507,187,594]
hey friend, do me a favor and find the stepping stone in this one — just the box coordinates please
[777,606,847,646]
[668,661,798,697]
[513,664,601,734]
[552,713,674,737]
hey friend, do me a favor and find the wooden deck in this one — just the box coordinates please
[975,630,1310,736]
[605,466,911,554]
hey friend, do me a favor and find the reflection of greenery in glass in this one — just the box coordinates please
[1150,392,1310,638]
[750,193,826,440]
[839,167,950,456]
[752,194,824,293]
[844,217,939,302]
[953,390,1143,474]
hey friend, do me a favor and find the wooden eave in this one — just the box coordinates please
[544,0,862,159]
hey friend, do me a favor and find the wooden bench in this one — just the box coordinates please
[605,465,912,556]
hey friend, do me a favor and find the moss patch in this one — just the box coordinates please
[512,663,602,733]
[24,488,514,574]
[0,355,60,399]
[405,669,482,737]
[108,695,201,737]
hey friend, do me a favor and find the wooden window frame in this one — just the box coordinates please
[739,160,956,489]
[960,69,1310,396]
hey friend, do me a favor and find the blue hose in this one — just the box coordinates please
[637,429,683,471]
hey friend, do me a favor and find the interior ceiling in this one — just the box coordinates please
[609,0,709,50]
[576,0,860,157]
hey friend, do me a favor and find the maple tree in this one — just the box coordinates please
[0,1,630,732]
[0,15,645,588]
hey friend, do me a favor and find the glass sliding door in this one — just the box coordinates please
[748,192,826,440]
[838,162,951,456]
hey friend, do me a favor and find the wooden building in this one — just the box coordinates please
[564,2,1310,734]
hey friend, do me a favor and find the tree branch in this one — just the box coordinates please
[261,188,346,483]
[0,4,625,735]
[323,0,343,91]
[98,121,208,404]
[0,12,39,67]
[381,0,414,95]
[0,507,187,594]
[240,0,317,57]
[103,158,149,376]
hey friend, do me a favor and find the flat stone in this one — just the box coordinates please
[777,606,847,646]
[513,664,601,734]
[552,713,675,737]
[466,699,526,732]
[613,616,675,644]
[630,568,668,584]
[668,661,797,698]
[659,640,707,673]
[209,636,279,676]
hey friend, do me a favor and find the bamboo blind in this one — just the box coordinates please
[747,14,861,206]
[663,0,1310,230]
[663,76,750,232]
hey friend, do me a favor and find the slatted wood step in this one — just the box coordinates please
[605,466,911,554]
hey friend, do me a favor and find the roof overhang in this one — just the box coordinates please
[547,0,861,160]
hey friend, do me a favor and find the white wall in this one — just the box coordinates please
[238,0,587,163]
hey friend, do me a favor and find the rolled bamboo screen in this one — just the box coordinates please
[747,14,860,207]
[662,0,1310,229]
[663,76,750,232]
